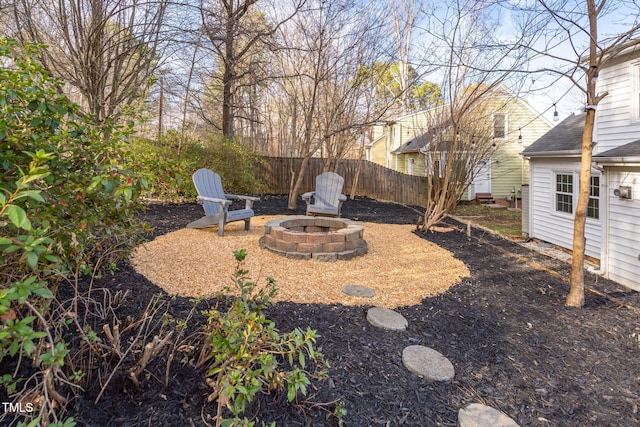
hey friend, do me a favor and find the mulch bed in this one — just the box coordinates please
[52,196,640,425]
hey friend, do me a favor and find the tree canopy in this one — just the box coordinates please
[357,61,442,114]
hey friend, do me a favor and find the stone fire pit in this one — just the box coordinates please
[259,216,367,262]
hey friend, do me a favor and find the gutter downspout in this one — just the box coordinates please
[522,155,533,239]
[590,161,607,276]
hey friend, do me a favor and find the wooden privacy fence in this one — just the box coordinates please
[256,157,428,208]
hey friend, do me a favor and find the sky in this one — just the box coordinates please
[410,0,640,126]
[408,1,566,125]
[500,0,640,124]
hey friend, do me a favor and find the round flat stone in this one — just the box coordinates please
[402,345,454,381]
[341,285,375,298]
[458,403,519,427]
[366,307,408,331]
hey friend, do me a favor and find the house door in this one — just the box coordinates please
[473,160,491,194]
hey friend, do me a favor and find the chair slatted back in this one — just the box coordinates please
[314,172,344,209]
[192,168,226,216]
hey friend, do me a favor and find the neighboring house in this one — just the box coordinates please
[522,43,640,290]
[366,96,552,201]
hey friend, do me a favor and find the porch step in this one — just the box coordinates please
[476,193,496,204]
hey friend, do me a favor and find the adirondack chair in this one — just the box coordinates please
[301,172,347,217]
[186,168,260,236]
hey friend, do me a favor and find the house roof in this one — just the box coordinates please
[393,133,459,154]
[366,133,386,148]
[593,139,640,163]
[521,112,585,157]
[392,132,433,154]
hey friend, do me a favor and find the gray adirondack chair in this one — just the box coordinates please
[301,172,347,217]
[186,168,260,236]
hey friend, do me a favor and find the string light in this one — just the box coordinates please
[387,86,572,144]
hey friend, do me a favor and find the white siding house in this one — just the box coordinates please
[528,158,602,259]
[524,43,640,291]
[592,144,640,290]
[593,44,640,291]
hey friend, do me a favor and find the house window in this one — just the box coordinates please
[428,155,445,178]
[493,113,507,139]
[555,173,573,214]
[587,175,600,219]
[408,158,414,175]
[433,159,442,178]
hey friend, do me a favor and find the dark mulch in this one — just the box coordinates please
[46,196,640,426]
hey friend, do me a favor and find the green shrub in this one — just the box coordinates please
[197,250,330,426]
[130,130,265,201]
[0,38,147,281]
[0,37,147,425]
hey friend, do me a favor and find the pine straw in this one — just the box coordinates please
[131,215,469,309]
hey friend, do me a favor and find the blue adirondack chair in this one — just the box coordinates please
[186,168,259,236]
[301,172,347,217]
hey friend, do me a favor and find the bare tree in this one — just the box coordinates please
[391,0,426,114]
[11,0,170,124]
[356,61,442,113]
[419,94,504,230]
[417,0,541,231]
[268,0,396,209]
[520,0,640,307]
[0,3,17,36]
[199,0,304,139]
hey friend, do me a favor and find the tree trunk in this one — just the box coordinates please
[566,109,595,307]
[222,16,235,139]
[288,154,310,210]
[180,38,201,153]
[567,0,599,308]
[222,63,235,139]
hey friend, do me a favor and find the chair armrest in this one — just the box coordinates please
[197,196,232,207]
[226,194,260,209]
[301,191,314,201]
[338,194,347,202]
[226,194,261,202]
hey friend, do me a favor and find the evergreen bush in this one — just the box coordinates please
[130,130,265,201]
[0,37,147,425]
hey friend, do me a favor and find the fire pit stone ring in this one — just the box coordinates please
[259,215,368,262]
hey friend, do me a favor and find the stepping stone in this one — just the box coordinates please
[458,403,520,427]
[401,345,454,381]
[366,307,407,331]
[341,284,375,298]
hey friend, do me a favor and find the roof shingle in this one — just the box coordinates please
[593,139,640,162]
[522,112,585,156]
